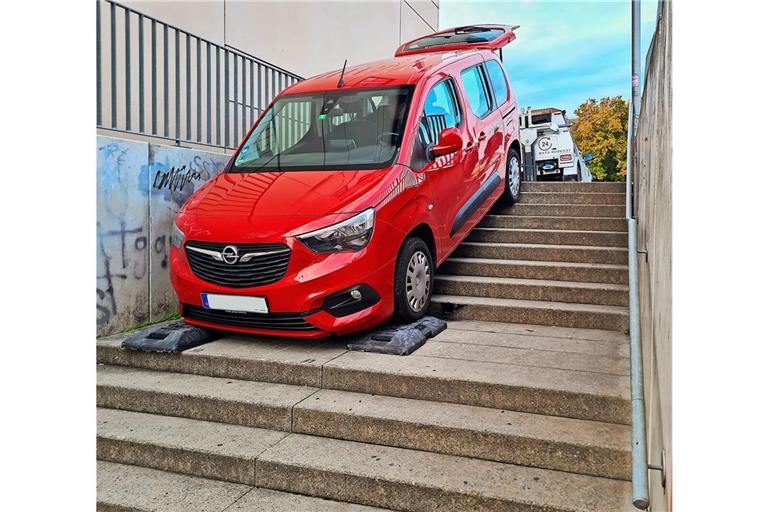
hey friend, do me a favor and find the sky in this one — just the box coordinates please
[439,0,659,116]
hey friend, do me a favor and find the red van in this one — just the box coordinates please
[170,25,522,338]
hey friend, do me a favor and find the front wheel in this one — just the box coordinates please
[393,237,433,322]
[500,147,522,205]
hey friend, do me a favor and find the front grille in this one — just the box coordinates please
[183,305,319,332]
[185,241,290,288]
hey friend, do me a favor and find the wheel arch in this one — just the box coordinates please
[404,223,436,263]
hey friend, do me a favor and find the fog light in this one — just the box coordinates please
[350,290,362,300]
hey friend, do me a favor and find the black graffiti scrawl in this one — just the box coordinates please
[148,147,229,321]
[152,155,224,207]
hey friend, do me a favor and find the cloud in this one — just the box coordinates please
[439,0,658,115]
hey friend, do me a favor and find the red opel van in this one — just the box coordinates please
[170,25,522,338]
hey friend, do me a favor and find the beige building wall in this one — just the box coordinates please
[634,2,671,510]
[122,0,439,78]
[100,1,439,149]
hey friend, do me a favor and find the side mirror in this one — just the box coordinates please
[429,127,463,160]
[583,152,594,163]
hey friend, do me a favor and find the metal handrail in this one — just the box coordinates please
[96,0,303,149]
[628,0,649,509]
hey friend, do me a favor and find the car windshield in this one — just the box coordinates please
[231,86,414,172]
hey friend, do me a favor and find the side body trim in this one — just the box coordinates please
[450,172,502,237]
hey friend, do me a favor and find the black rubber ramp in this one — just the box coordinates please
[122,320,220,353]
[346,316,447,356]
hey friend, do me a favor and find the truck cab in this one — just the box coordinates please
[520,107,591,181]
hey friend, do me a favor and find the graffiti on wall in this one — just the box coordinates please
[96,137,150,335]
[97,135,229,335]
[148,145,228,320]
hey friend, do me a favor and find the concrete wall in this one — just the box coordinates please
[634,2,672,510]
[121,0,439,78]
[96,135,229,335]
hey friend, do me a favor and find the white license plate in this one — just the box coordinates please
[201,293,268,314]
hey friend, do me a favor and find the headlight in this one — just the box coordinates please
[171,223,185,248]
[297,208,375,254]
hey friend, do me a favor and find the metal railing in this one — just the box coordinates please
[96,0,303,149]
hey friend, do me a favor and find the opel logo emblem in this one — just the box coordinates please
[221,245,239,264]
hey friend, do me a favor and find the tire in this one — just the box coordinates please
[393,237,434,322]
[500,146,522,205]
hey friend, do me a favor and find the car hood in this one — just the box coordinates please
[177,166,410,242]
[182,167,404,217]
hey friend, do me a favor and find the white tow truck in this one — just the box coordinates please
[519,107,593,182]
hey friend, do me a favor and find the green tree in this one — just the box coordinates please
[571,97,629,182]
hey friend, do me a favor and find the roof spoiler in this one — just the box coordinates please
[394,24,519,57]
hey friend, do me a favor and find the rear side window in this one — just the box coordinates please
[460,66,491,118]
[484,60,509,107]
[411,79,462,169]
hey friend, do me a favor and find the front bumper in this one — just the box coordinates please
[170,233,397,338]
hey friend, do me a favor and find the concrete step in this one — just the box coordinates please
[522,181,626,193]
[519,192,626,205]
[416,340,628,375]
[98,347,628,423]
[97,460,385,512]
[97,333,347,388]
[433,321,630,358]
[431,294,629,332]
[98,329,630,424]
[99,381,631,480]
[434,274,628,306]
[323,352,629,424]
[494,203,625,217]
[97,461,251,512]
[455,242,628,265]
[293,389,630,479]
[468,227,628,247]
[97,410,632,511]
[96,364,318,430]
[480,214,628,232]
[440,257,628,284]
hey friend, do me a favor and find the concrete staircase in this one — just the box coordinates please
[433,181,629,332]
[96,181,633,511]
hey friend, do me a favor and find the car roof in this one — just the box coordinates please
[283,50,491,96]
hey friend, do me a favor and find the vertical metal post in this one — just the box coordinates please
[216,48,221,146]
[206,42,211,144]
[138,13,144,133]
[110,1,116,128]
[197,38,201,143]
[250,61,254,125]
[96,1,102,126]
[628,0,649,510]
[163,25,169,137]
[257,64,262,113]
[186,33,191,141]
[242,57,247,139]
[124,9,131,131]
[233,54,239,144]
[225,51,230,147]
[175,29,180,141]
[151,19,157,135]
